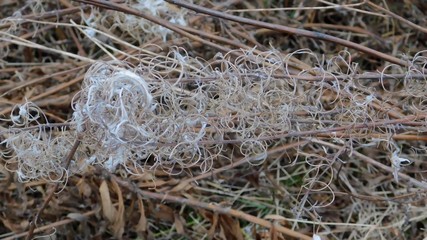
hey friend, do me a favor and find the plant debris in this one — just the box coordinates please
[1,1,427,239]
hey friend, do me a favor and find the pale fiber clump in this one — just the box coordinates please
[84,0,191,42]
[71,49,294,174]
[0,102,86,182]
[1,48,426,183]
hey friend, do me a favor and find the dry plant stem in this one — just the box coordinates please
[0,25,56,50]
[31,75,85,102]
[0,75,85,116]
[303,189,427,203]
[233,1,372,15]
[71,1,304,72]
[68,27,88,57]
[73,0,234,54]
[366,1,427,34]
[7,179,48,191]
[0,41,156,115]
[1,32,95,63]
[188,0,242,25]
[172,140,309,191]
[201,116,417,145]
[255,25,382,42]
[0,6,85,30]
[333,85,405,119]
[0,123,70,135]
[0,65,87,94]
[176,25,307,71]
[229,24,264,48]
[4,208,98,240]
[177,24,251,51]
[369,100,404,119]
[166,73,427,82]
[293,73,427,81]
[312,139,427,189]
[316,133,427,142]
[105,171,312,240]
[315,0,384,17]
[165,0,408,67]
[302,24,381,39]
[25,138,81,240]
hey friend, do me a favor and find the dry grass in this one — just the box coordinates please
[1,0,427,239]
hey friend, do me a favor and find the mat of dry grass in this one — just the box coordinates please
[1,1,427,239]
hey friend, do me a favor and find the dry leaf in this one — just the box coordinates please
[174,212,186,236]
[110,179,125,239]
[135,198,147,233]
[76,178,92,198]
[153,204,174,223]
[0,216,28,232]
[99,180,116,222]
[207,212,219,239]
[67,213,88,222]
[219,214,243,240]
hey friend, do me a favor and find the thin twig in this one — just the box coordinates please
[72,0,235,54]
[171,140,309,192]
[25,138,81,240]
[165,0,408,67]
[0,6,86,30]
[312,138,427,189]
[4,208,98,240]
[366,1,427,34]
[105,169,313,240]
[200,115,419,145]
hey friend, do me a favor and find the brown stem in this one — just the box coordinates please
[165,0,408,67]
[72,0,235,54]
[0,6,86,30]
[312,138,427,189]
[25,138,81,240]
[105,169,312,240]
[171,140,309,191]
[366,1,427,34]
[200,115,418,145]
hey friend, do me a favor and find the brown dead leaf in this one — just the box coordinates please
[244,171,260,188]
[110,179,125,239]
[152,204,174,223]
[207,212,219,239]
[99,179,124,238]
[76,178,92,198]
[99,180,116,222]
[135,197,147,233]
[271,223,278,240]
[0,216,29,232]
[174,212,186,236]
[219,214,244,240]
